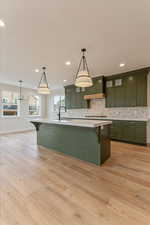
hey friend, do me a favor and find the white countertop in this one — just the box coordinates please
[85,117,148,121]
[30,119,112,128]
[63,117,149,122]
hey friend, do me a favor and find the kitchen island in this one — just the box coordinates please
[31,119,112,165]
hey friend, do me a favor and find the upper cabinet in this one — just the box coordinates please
[105,68,149,108]
[65,68,149,109]
[136,71,147,106]
[65,85,88,109]
[84,76,104,95]
[65,76,105,109]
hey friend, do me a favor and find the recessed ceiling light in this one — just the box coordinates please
[63,80,67,82]
[120,63,125,67]
[0,19,5,27]
[35,69,39,73]
[65,61,71,65]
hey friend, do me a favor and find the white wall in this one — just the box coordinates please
[0,83,47,134]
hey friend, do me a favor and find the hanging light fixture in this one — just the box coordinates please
[38,67,50,94]
[18,80,24,101]
[75,48,93,88]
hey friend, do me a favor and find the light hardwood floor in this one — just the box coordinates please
[0,131,150,225]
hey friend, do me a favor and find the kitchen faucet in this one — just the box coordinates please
[58,106,67,120]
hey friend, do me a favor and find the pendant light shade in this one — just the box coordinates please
[38,67,50,94]
[75,48,93,88]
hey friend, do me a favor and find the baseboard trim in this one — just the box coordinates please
[38,145,48,150]
[0,129,35,136]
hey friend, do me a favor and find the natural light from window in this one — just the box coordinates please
[29,95,41,116]
[53,95,65,112]
[2,91,19,116]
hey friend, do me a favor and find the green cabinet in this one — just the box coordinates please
[110,121,123,140]
[65,87,71,109]
[135,122,146,144]
[110,120,146,145]
[106,68,148,108]
[122,121,136,142]
[114,80,125,107]
[124,76,137,107]
[65,76,105,109]
[136,72,147,106]
[65,85,88,109]
[106,78,126,107]
[105,81,115,107]
[85,76,104,95]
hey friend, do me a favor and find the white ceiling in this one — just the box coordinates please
[0,0,150,89]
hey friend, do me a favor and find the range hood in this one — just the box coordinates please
[84,93,105,100]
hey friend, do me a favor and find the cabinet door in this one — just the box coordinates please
[123,121,146,144]
[75,87,88,109]
[70,86,76,109]
[106,80,115,107]
[115,121,123,140]
[65,87,71,109]
[114,78,125,107]
[135,122,146,144]
[85,76,104,95]
[93,77,104,93]
[65,86,77,109]
[124,76,137,107]
[136,73,147,106]
[67,86,88,109]
[74,88,81,108]
[110,121,123,140]
[110,120,147,144]
[110,121,116,139]
[80,89,88,108]
[122,121,136,142]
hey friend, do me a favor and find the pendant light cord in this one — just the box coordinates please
[38,67,49,88]
[75,48,90,79]
[18,80,23,101]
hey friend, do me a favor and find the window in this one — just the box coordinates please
[53,95,65,112]
[2,91,19,116]
[29,95,40,116]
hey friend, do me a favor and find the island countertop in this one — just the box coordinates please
[62,116,148,122]
[30,119,112,128]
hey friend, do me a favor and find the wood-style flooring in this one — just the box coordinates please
[0,131,150,225]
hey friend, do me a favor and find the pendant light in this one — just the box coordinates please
[38,67,50,94]
[18,80,24,101]
[75,48,93,88]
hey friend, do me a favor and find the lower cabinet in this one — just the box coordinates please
[110,120,146,145]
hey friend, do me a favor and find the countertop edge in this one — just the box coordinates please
[62,117,149,122]
[30,119,112,128]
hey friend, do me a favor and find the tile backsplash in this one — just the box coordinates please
[65,99,148,119]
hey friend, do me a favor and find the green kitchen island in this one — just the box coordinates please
[31,119,112,165]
